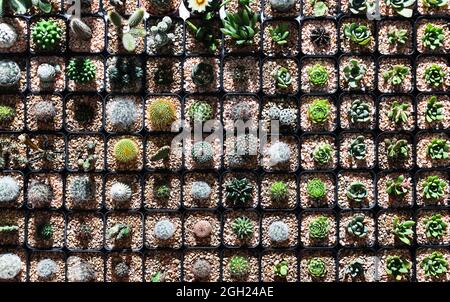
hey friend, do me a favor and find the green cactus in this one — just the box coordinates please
[31,19,63,51]
[113,138,139,163]
[229,256,249,278]
[188,100,213,123]
[224,177,254,207]
[270,181,288,202]
[231,216,254,240]
[147,98,177,129]
[67,58,97,84]
[37,222,53,240]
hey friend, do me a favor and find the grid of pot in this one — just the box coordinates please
[0,0,449,282]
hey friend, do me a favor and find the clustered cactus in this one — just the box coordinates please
[31,19,62,51]
[67,58,96,85]
[108,8,147,52]
[148,17,175,51]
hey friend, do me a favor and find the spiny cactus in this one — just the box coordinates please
[36,258,57,279]
[270,181,288,202]
[147,98,177,129]
[192,141,214,164]
[153,219,175,240]
[348,99,370,123]
[0,176,20,204]
[107,97,138,131]
[346,181,368,204]
[155,183,171,199]
[191,181,211,200]
[193,220,212,238]
[268,220,289,242]
[69,18,92,41]
[188,100,213,123]
[231,216,254,240]
[0,23,18,48]
[37,222,53,240]
[148,16,175,50]
[69,175,94,205]
[279,108,296,126]
[32,100,56,122]
[110,182,132,203]
[229,255,249,278]
[107,223,131,240]
[191,62,214,87]
[0,253,22,280]
[114,262,130,278]
[67,58,96,84]
[308,215,330,239]
[224,177,253,206]
[108,57,144,91]
[108,8,147,52]
[192,259,211,280]
[114,138,139,163]
[348,136,367,160]
[28,181,52,208]
[149,146,171,161]
[268,141,291,165]
[31,19,63,51]
[0,60,21,88]
[77,141,97,172]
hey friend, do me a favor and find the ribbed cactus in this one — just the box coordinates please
[147,98,177,129]
[0,60,21,87]
[70,18,93,41]
[114,138,139,163]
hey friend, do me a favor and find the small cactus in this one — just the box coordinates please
[155,183,171,199]
[31,19,63,51]
[0,60,21,88]
[107,223,131,240]
[268,141,291,165]
[28,181,53,208]
[148,16,175,50]
[147,98,177,129]
[0,105,16,123]
[153,219,175,240]
[69,175,94,205]
[268,221,289,242]
[77,141,98,172]
[107,97,138,131]
[0,176,20,204]
[150,146,171,161]
[192,258,211,280]
[37,63,61,85]
[231,102,252,122]
[193,220,212,238]
[37,222,54,240]
[70,18,93,41]
[190,181,211,199]
[110,182,132,203]
[0,23,18,49]
[32,100,57,122]
[114,138,139,163]
[108,8,147,52]
[192,141,214,164]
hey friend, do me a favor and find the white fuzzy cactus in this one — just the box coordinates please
[37,63,61,83]
[149,16,175,50]
[0,60,20,87]
[0,23,18,49]
[110,182,132,203]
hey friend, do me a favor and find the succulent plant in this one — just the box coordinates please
[67,58,96,85]
[268,221,289,242]
[392,216,415,245]
[221,5,259,46]
[387,100,409,124]
[349,0,374,13]
[306,178,326,200]
[385,0,415,18]
[383,65,410,86]
[155,183,171,199]
[107,98,138,131]
[387,27,408,45]
[426,138,449,160]
[231,65,248,83]
[28,181,52,208]
[273,259,289,278]
[312,143,333,165]
[279,108,296,126]
[270,181,288,202]
[307,258,327,278]
[76,141,97,172]
[108,8,147,52]
[191,62,214,87]
[150,146,171,162]
[269,0,295,11]
[229,255,249,278]
[0,60,21,88]
[32,100,56,123]
[191,181,211,200]
[342,59,366,89]
[307,99,331,123]
[188,100,213,123]
[107,223,131,241]
[343,23,372,46]
[424,64,445,87]
[386,255,411,281]
[231,216,254,240]
[37,63,60,85]
[346,181,368,204]
[386,175,409,198]
[310,27,330,46]
[273,66,292,89]
[153,65,173,86]
[36,259,57,280]
[192,259,211,280]
[37,222,53,240]
[224,177,253,206]
[148,16,175,51]
[153,219,175,240]
[114,138,139,163]
[193,220,212,238]
[31,19,63,51]
[0,0,52,17]
[348,136,367,160]
[422,23,444,51]
[114,262,130,278]
[425,96,444,123]
[347,215,368,238]
[69,175,94,205]
[107,57,144,91]
[191,141,214,164]
[422,0,448,7]
[0,138,27,169]
[423,175,446,201]
[0,176,20,204]
[0,225,19,233]
[268,141,291,165]
[424,214,447,239]
[110,182,132,204]
[311,0,328,16]
[308,215,330,239]
[147,98,176,129]
[269,23,289,45]
[0,104,15,123]
[385,138,409,159]
[420,251,448,278]
[348,99,370,124]
[0,253,22,280]
[69,18,92,41]
[186,20,218,53]
[77,222,92,240]
[66,256,95,282]
[0,23,17,48]
[307,64,328,86]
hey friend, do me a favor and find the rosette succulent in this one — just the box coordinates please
[424,214,447,239]
[308,215,330,239]
[348,99,370,123]
[423,175,446,201]
[343,23,372,46]
[424,64,445,88]
[392,216,415,245]
[344,258,365,279]
[386,255,411,281]
[269,23,289,45]
[221,5,259,46]
[422,0,448,8]
[273,66,292,89]
[426,138,449,160]
[343,59,366,89]
[349,0,375,13]
[386,175,409,198]
[346,181,368,204]
[347,215,368,238]
[307,63,328,86]
[312,143,333,165]
[308,99,331,123]
[307,258,327,278]
[348,136,367,160]
[383,65,410,86]
[420,251,448,278]
[306,178,326,200]
[388,28,408,45]
[422,23,444,51]
[425,96,444,123]
[384,0,415,18]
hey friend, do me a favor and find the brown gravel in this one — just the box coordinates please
[29,251,65,282]
[29,56,65,93]
[222,172,258,209]
[145,251,182,282]
[105,0,138,14]
[300,19,338,55]
[339,56,375,92]
[66,212,104,250]
[416,19,450,54]
[416,210,450,246]
[222,250,259,282]
[378,20,413,55]
[183,57,221,93]
[106,252,143,282]
[185,17,222,56]
[144,95,181,132]
[67,56,104,92]
[0,18,27,53]
[339,211,376,247]
[416,94,450,130]
[147,18,184,56]
[339,18,376,53]
[184,211,221,247]
[28,134,65,171]
[183,250,220,282]
[68,134,105,171]
[27,173,63,209]
[64,0,100,13]
[144,173,181,210]
[105,212,143,250]
[67,252,105,282]
[262,136,299,172]
[145,134,183,171]
[107,135,143,171]
[262,58,299,95]
[261,213,298,248]
[338,171,375,209]
[222,56,261,93]
[263,0,300,18]
[300,172,336,208]
[0,209,25,246]
[261,251,298,282]
[378,58,413,93]
[377,172,414,209]
[0,94,24,131]
[299,250,336,282]
[145,212,182,249]
[378,95,415,131]
[416,56,450,92]
[183,172,219,209]
[105,95,143,133]
[377,249,412,282]
[105,173,142,210]
[68,17,105,53]
[416,132,450,168]
[302,0,338,16]
[263,20,299,57]
[260,174,297,210]
[415,170,449,206]
[300,211,337,247]
[146,58,183,94]
[26,94,63,131]
[339,132,375,169]
[300,134,337,170]
[378,211,414,247]
[223,211,260,247]
[416,248,450,282]
[0,248,26,282]
[65,173,103,210]
[300,58,337,93]
[64,94,103,132]
[300,96,336,132]
[27,211,65,249]
[0,171,24,208]
[30,17,66,53]
[339,94,376,130]
[223,95,260,131]
[377,133,414,170]
[338,250,376,282]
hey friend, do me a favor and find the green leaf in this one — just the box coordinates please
[313,1,328,16]
[38,0,52,13]
[8,0,32,14]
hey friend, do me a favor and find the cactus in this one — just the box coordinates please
[346,215,368,238]
[114,138,139,163]
[66,256,95,282]
[0,104,15,123]
[150,146,171,161]
[270,181,288,202]
[107,57,144,91]
[32,100,56,122]
[69,18,92,41]
[0,253,22,280]
[148,16,175,51]
[107,97,138,131]
[74,102,95,123]
[0,176,20,204]
[153,219,175,240]
[0,60,21,87]
[229,256,249,278]
[188,100,213,123]
[191,181,211,199]
[107,223,131,240]
[308,215,330,239]
[67,58,96,85]
[114,262,129,278]
[0,23,18,48]
[348,135,367,160]
[231,102,252,122]
[346,181,368,203]
[306,178,326,200]
[308,99,331,123]
[191,141,214,164]
[310,26,330,46]
[192,259,211,280]
[193,220,212,238]
[231,216,254,239]
[77,141,97,172]
[154,65,173,85]
[36,63,60,86]
[268,221,289,242]
[279,109,296,126]
[307,258,327,278]
[155,183,171,199]
[224,177,254,206]
[312,143,333,165]
[191,62,214,87]
[69,175,94,205]
[348,99,370,123]
[0,138,27,169]
[28,181,53,208]
[110,182,132,203]
[31,19,63,51]
[36,259,57,279]
[37,222,53,240]
[147,98,177,129]
[108,8,147,52]
[268,141,291,165]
